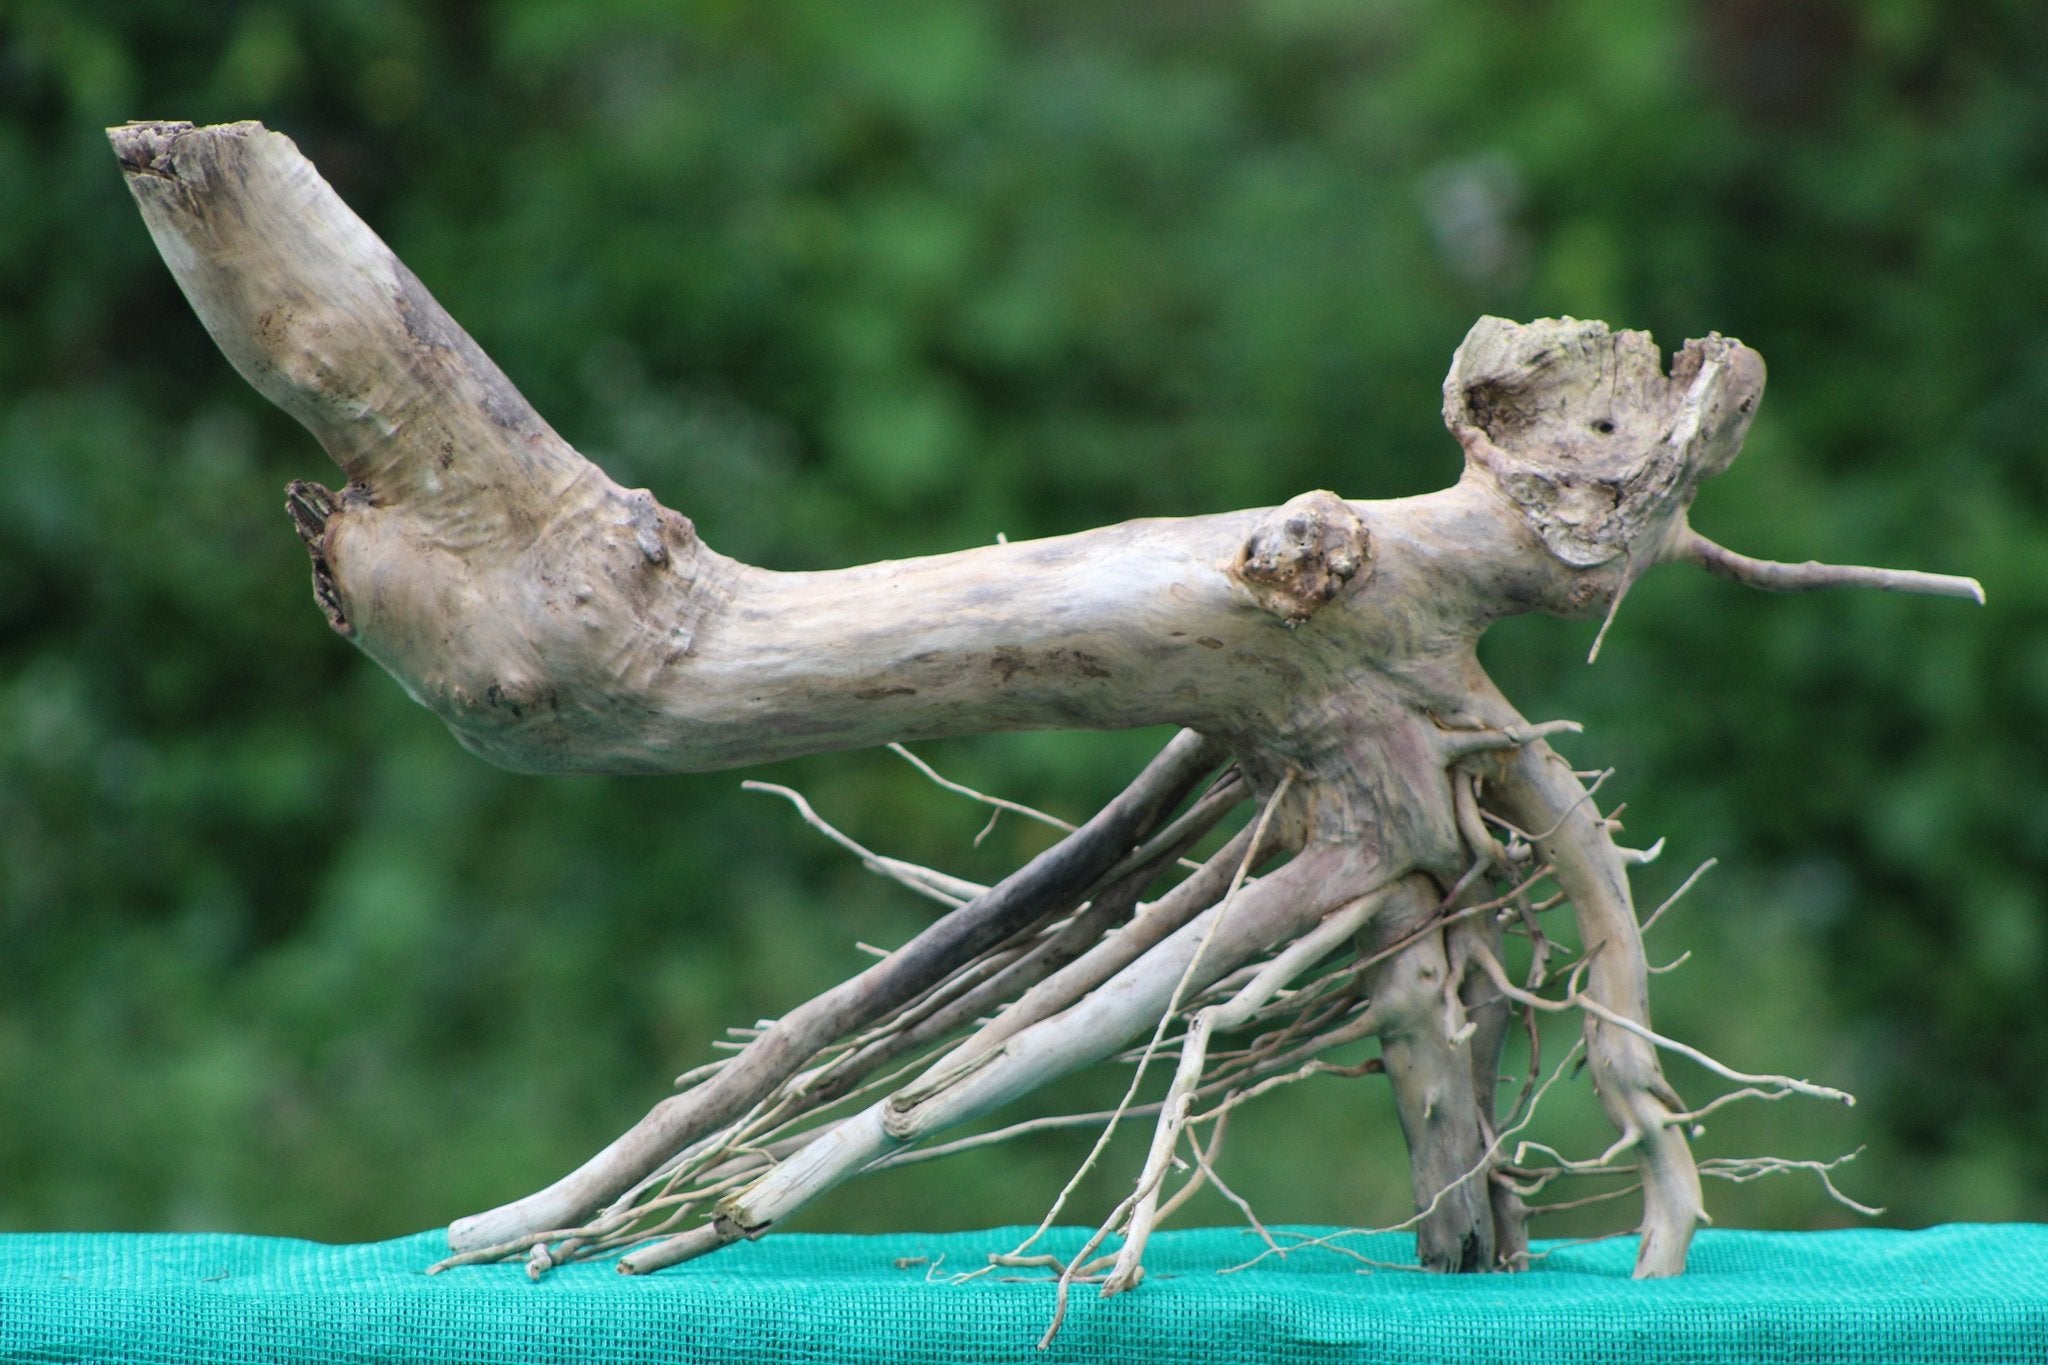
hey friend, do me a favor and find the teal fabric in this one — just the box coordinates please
[3,1224,2044,1364]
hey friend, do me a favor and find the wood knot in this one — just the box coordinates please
[622,488,695,568]
[1231,490,1372,625]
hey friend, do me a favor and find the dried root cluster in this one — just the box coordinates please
[109,120,1980,1326]
[428,725,1867,1331]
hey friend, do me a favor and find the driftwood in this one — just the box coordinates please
[112,119,1981,1304]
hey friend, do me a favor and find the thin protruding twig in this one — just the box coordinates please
[1675,527,1985,604]
[888,743,1078,844]
[1437,717,1584,761]
[865,1104,1166,1170]
[1640,857,1716,934]
[1699,1149,1883,1217]
[743,780,988,906]
[1480,768,1614,844]
[1455,772,1516,872]
[1586,555,1634,664]
[1617,837,1666,866]
[1467,944,1855,1107]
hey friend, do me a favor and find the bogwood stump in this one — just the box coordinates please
[111,119,1981,1304]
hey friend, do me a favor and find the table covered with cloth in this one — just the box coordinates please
[3,1223,2043,1363]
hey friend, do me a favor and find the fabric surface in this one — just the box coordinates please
[3,1223,2044,1364]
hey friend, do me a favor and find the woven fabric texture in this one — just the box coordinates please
[4,1224,2044,1364]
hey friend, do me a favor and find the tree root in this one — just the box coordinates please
[108,122,1981,1330]
[430,725,1874,1308]
[443,729,1225,1255]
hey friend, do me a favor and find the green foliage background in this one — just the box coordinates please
[3,0,2044,1247]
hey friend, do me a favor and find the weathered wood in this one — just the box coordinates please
[106,122,1772,785]
[447,729,1223,1252]
[112,118,1980,1290]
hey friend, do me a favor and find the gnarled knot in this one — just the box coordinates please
[1232,490,1372,625]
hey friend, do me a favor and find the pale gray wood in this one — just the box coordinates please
[112,119,1979,1290]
